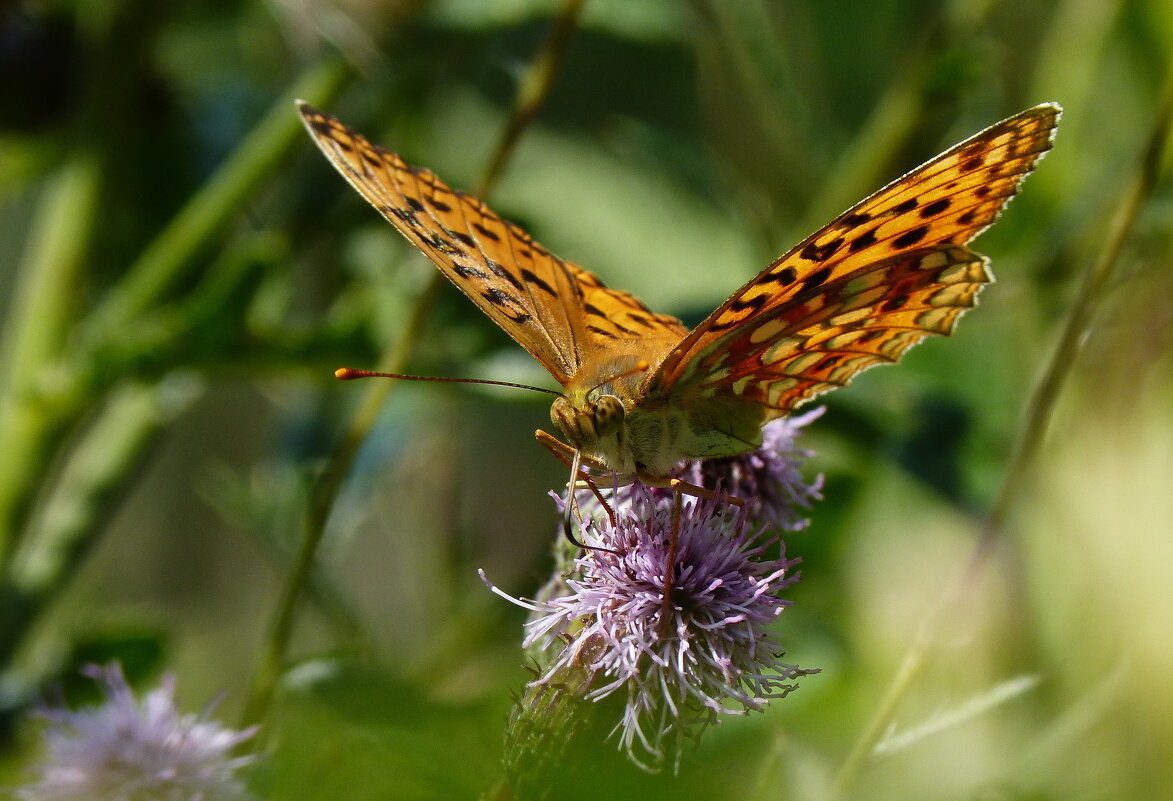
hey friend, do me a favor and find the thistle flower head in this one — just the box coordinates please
[522,486,817,769]
[574,410,824,533]
[683,409,825,531]
[19,663,258,801]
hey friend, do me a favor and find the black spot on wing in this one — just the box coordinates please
[429,233,463,256]
[960,142,986,160]
[804,266,832,290]
[892,198,919,214]
[840,212,873,227]
[764,266,798,286]
[892,225,929,249]
[453,263,489,280]
[800,237,844,262]
[389,207,417,225]
[849,228,880,253]
[473,222,501,241]
[444,230,474,248]
[710,292,769,332]
[481,288,524,314]
[520,268,557,297]
[731,293,768,314]
[487,259,525,291]
[919,198,952,217]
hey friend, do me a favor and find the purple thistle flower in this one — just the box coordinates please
[489,409,824,779]
[572,409,824,534]
[18,663,258,801]
[683,409,826,532]
[517,485,817,770]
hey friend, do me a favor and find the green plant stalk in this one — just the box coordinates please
[0,153,100,573]
[986,79,1173,538]
[0,53,352,674]
[241,0,589,730]
[831,69,1173,799]
[239,270,445,727]
[81,54,350,344]
[0,227,361,669]
[502,633,608,801]
[792,27,938,237]
[0,379,201,667]
[477,0,586,198]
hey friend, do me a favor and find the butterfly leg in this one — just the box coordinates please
[659,479,686,637]
[635,473,746,508]
[640,476,745,638]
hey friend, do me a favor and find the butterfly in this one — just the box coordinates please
[298,100,1060,488]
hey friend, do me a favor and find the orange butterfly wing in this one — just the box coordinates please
[645,103,1061,416]
[297,102,686,389]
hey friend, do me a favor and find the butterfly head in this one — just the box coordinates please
[550,392,630,472]
[549,356,660,473]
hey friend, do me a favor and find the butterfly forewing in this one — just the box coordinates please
[301,104,573,385]
[648,103,1061,407]
[298,102,689,389]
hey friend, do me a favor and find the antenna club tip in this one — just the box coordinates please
[335,367,360,380]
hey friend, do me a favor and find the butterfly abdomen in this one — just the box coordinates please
[620,396,768,476]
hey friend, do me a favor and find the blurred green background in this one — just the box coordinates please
[1,0,1171,799]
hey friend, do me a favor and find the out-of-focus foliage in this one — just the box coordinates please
[1,0,1170,799]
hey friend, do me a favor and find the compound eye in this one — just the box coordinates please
[593,394,626,436]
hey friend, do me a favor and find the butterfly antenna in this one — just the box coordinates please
[336,367,564,397]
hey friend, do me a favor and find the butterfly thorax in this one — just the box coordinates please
[550,387,770,478]
[550,351,770,478]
